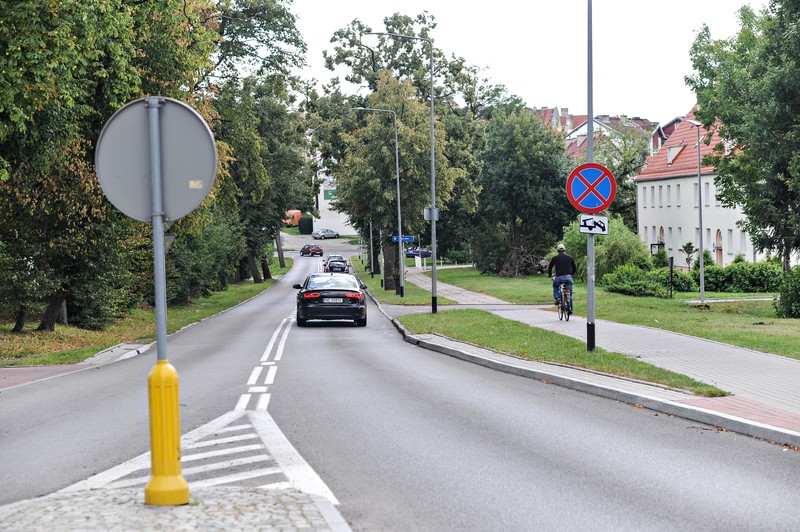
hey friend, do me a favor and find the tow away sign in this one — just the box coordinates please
[579,214,608,235]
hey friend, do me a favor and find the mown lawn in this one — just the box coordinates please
[430,267,797,360]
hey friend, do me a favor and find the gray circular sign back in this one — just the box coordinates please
[95,97,217,222]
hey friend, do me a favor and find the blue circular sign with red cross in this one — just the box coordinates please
[566,162,617,214]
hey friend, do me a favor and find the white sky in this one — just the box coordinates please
[289,0,767,126]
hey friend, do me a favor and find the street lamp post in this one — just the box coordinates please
[364,31,437,313]
[686,119,705,304]
[352,107,404,297]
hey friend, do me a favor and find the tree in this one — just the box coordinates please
[686,2,800,271]
[572,123,651,231]
[474,107,572,275]
[332,72,453,288]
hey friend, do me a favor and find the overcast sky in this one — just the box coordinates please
[289,0,767,126]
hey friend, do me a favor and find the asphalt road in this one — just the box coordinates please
[2,236,800,530]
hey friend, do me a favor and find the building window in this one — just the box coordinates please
[727,229,733,255]
[658,186,663,207]
[668,227,673,250]
[715,185,721,207]
[694,182,699,208]
[704,182,711,207]
[650,186,655,208]
[667,185,672,207]
[667,145,684,164]
[740,232,747,257]
[642,187,647,208]
[676,184,681,207]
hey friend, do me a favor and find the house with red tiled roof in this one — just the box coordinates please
[565,114,661,159]
[634,107,762,269]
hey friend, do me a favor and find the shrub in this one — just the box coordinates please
[298,215,314,235]
[648,267,697,293]
[725,261,783,292]
[601,264,668,298]
[446,249,473,264]
[652,248,669,268]
[560,214,650,282]
[775,266,800,318]
[691,260,782,293]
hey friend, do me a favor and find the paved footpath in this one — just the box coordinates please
[388,267,800,447]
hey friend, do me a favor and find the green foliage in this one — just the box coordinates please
[560,214,650,281]
[298,215,314,235]
[775,266,800,318]
[601,265,668,298]
[693,260,783,293]
[602,262,697,297]
[687,4,800,268]
[652,248,669,268]
[475,107,572,273]
[471,222,509,274]
[680,242,697,269]
[166,217,245,305]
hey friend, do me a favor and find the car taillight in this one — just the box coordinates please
[303,292,321,299]
[345,292,363,300]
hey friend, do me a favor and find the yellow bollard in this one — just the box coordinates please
[144,359,189,505]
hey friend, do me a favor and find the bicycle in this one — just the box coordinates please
[557,281,572,321]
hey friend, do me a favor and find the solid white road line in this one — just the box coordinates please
[188,467,283,488]
[235,394,251,411]
[261,318,288,362]
[256,393,271,411]
[182,444,265,463]
[264,365,278,385]
[183,433,259,450]
[273,320,292,361]
[248,411,339,505]
[247,366,263,385]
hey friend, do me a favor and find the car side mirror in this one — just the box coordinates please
[292,284,302,289]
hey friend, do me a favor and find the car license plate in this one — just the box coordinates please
[323,298,343,303]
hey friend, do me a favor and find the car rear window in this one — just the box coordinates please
[307,276,359,290]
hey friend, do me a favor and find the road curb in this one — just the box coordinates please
[367,290,800,448]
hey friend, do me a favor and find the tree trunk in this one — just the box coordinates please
[275,231,286,269]
[11,307,26,333]
[261,257,272,280]
[58,300,69,325]
[383,242,398,291]
[37,293,66,332]
[247,249,263,284]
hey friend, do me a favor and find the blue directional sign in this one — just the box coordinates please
[392,235,415,242]
[566,162,617,214]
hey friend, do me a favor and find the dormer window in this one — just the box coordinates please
[667,144,684,165]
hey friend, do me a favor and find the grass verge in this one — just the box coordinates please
[433,267,797,360]
[398,308,727,397]
[352,258,457,306]
[0,259,292,366]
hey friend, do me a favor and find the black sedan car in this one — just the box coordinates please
[326,259,349,273]
[293,273,367,327]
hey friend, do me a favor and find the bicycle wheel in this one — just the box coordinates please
[563,288,571,321]
[557,287,565,321]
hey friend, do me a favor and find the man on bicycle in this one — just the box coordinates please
[547,243,577,310]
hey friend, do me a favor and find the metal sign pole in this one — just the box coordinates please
[143,97,189,506]
[586,0,596,352]
[148,98,168,362]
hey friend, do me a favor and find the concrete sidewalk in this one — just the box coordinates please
[385,266,800,447]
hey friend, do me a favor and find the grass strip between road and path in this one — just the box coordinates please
[353,258,458,306]
[0,259,293,367]
[432,266,798,361]
[397,308,727,397]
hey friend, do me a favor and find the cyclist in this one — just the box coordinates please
[547,243,577,311]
